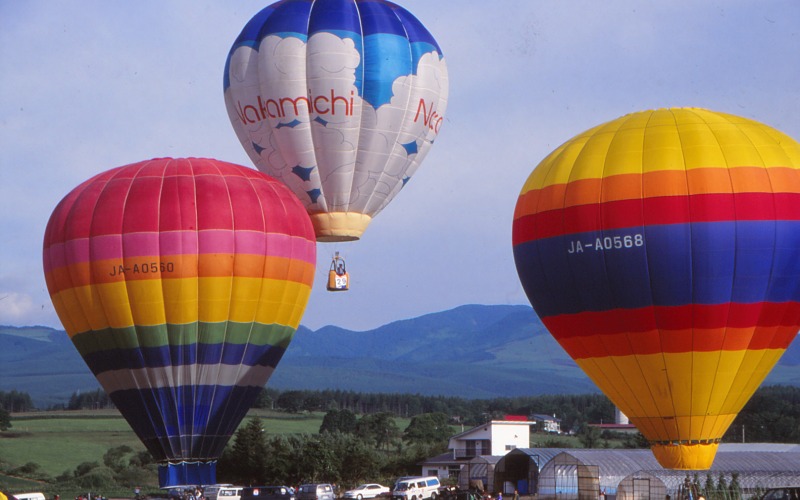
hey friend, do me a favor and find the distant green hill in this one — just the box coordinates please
[1,304,799,407]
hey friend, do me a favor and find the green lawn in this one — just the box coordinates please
[1,412,150,477]
[1,410,412,479]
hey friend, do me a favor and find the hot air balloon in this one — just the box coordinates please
[42,158,316,486]
[224,0,449,242]
[512,108,800,469]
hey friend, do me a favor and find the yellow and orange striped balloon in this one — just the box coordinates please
[43,157,316,486]
[513,108,800,469]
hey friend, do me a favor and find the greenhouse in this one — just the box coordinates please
[492,445,800,500]
[458,455,503,493]
[494,448,571,495]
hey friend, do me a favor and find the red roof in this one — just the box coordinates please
[503,414,528,421]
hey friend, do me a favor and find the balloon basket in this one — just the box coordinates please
[327,252,349,291]
[158,460,216,488]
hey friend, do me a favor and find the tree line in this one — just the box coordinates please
[3,385,799,444]
[253,385,800,443]
[216,413,452,487]
[253,388,618,433]
[0,390,35,412]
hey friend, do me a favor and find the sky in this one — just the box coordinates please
[1,1,799,332]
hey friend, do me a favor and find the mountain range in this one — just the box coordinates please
[1,304,799,408]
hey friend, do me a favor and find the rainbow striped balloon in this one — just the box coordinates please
[512,108,800,469]
[43,158,316,486]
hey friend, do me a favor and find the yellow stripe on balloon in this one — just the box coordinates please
[630,414,736,443]
[52,284,115,335]
[577,348,788,440]
[254,278,313,328]
[724,348,786,411]
[53,276,312,332]
[583,355,666,417]
[519,109,800,194]
[197,277,310,327]
[51,288,86,337]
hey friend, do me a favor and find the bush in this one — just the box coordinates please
[74,465,116,489]
[9,461,52,482]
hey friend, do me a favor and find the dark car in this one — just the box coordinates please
[439,490,481,500]
[762,488,800,500]
[241,486,296,500]
[296,484,335,500]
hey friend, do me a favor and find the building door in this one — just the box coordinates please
[632,478,650,500]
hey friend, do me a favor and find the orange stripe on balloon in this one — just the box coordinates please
[44,255,314,293]
[515,166,800,217]
[556,325,798,358]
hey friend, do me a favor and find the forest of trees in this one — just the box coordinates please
[3,385,800,444]
[0,390,35,412]
[248,385,800,443]
[216,413,450,487]
[65,388,114,410]
[251,388,618,434]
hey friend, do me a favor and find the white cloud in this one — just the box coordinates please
[0,292,45,325]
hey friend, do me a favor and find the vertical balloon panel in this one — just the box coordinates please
[224,0,449,241]
[43,158,316,486]
[512,108,800,469]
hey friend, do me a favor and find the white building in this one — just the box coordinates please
[528,414,562,434]
[420,419,535,480]
[448,419,535,459]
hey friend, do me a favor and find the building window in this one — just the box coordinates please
[505,445,516,451]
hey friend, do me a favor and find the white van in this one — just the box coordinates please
[204,485,234,500]
[216,486,244,500]
[14,494,46,500]
[392,477,441,500]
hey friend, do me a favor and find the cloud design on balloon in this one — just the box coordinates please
[224,28,448,216]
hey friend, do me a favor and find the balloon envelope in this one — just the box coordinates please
[43,158,316,486]
[512,108,800,469]
[224,0,449,241]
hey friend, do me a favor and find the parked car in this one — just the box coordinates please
[241,486,296,500]
[344,484,390,500]
[297,484,335,500]
[762,488,800,500]
[392,477,441,500]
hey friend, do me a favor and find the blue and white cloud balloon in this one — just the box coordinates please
[224,0,449,241]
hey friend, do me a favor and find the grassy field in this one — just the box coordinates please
[2,409,610,499]
[2,411,145,477]
[0,409,412,480]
